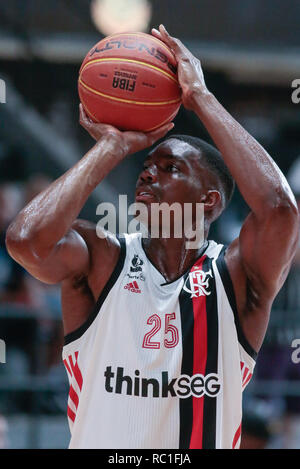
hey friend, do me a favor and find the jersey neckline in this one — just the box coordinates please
[139,236,210,287]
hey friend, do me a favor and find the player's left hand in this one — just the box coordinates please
[151,24,208,110]
[79,104,174,158]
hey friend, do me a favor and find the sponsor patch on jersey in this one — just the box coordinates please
[104,366,221,399]
[126,254,145,281]
[130,254,144,272]
[183,268,213,298]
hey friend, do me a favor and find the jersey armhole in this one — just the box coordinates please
[64,236,126,346]
[216,246,258,361]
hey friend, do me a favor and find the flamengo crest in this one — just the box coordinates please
[183,268,213,298]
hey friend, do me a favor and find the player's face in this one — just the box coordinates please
[135,138,209,207]
[135,139,213,234]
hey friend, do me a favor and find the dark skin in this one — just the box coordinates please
[135,138,222,280]
[6,25,299,354]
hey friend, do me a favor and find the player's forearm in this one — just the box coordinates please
[192,90,297,215]
[6,136,124,259]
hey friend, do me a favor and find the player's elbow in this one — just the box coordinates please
[269,195,299,246]
[272,195,299,222]
[5,222,39,266]
[265,184,298,219]
[6,225,27,260]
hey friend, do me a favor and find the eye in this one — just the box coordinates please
[166,163,178,173]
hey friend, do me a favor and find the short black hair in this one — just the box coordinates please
[166,134,235,208]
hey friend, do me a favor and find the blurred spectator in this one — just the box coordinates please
[39,322,69,415]
[0,178,62,347]
[0,176,61,318]
[240,400,277,449]
[0,176,66,416]
[241,416,271,449]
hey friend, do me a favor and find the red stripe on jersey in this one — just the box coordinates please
[242,366,249,383]
[67,405,76,423]
[64,358,72,377]
[243,373,252,388]
[69,384,79,409]
[69,352,83,391]
[189,256,207,449]
[232,422,242,449]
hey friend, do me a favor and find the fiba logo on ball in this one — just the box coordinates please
[112,71,137,93]
[0,79,6,104]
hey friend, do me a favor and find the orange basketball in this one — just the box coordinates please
[78,32,181,132]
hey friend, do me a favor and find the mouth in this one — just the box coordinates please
[135,187,157,202]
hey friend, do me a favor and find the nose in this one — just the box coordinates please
[139,164,157,184]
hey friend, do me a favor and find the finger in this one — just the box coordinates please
[159,24,170,36]
[79,103,84,121]
[80,103,88,119]
[156,24,173,48]
[158,24,174,44]
[151,28,163,40]
[79,104,90,125]
[158,24,185,55]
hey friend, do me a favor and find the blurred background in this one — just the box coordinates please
[0,0,299,449]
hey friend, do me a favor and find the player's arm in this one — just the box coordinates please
[6,105,174,285]
[154,25,299,352]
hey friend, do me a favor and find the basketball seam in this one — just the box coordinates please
[80,57,178,84]
[79,78,181,106]
[144,112,180,132]
[82,99,179,132]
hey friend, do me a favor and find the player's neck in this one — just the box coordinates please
[141,234,209,283]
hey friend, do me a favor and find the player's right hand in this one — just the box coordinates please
[151,25,208,111]
[79,103,174,158]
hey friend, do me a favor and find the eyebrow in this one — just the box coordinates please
[144,153,188,166]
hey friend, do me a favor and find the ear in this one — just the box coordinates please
[200,190,223,220]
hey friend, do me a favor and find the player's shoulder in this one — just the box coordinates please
[68,219,125,299]
[222,237,247,300]
[71,218,121,266]
[72,219,120,247]
[224,236,271,306]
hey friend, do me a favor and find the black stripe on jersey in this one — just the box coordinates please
[178,270,194,449]
[201,255,218,449]
[64,236,126,346]
[216,246,258,360]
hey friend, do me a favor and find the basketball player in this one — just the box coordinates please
[5,25,299,449]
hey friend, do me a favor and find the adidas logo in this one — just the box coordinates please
[124,281,141,293]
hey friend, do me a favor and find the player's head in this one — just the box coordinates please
[135,134,235,226]
[169,135,235,210]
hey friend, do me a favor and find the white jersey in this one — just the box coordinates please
[62,233,256,449]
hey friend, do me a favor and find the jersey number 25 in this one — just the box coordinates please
[142,313,179,349]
